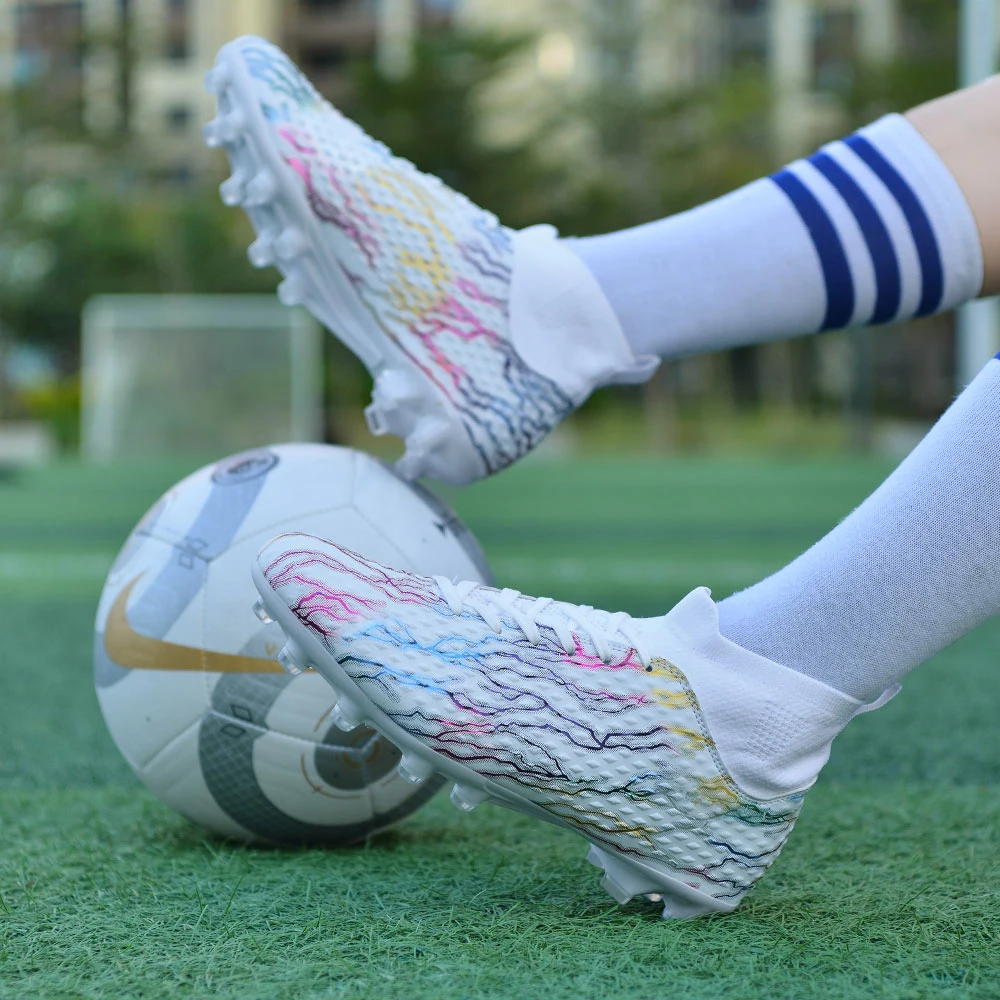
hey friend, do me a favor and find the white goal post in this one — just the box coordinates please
[81,295,324,461]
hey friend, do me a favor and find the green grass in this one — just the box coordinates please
[2,456,1000,999]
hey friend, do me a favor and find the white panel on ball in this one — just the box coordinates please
[139,721,252,841]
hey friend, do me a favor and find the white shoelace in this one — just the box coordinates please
[433,577,652,668]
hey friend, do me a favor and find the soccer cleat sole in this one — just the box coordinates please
[205,43,488,486]
[252,563,738,920]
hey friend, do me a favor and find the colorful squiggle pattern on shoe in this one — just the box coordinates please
[238,40,573,475]
[261,538,806,905]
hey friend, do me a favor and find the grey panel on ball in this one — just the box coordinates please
[107,494,169,578]
[385,463,495,586]
[93,631,130,687]
[199,672,443,844]
[97,449,280,690]
[128,448,279,637]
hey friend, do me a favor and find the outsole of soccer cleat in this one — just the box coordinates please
[204,42,488,486]
[251,574,739,920]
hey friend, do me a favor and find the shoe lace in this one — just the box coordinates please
[433,578,652,669]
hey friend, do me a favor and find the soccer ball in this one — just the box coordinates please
[94,443,492,844]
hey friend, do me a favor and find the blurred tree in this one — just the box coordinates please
[343,32,563,230]
[0,181,273,371]
[844,0,958,128]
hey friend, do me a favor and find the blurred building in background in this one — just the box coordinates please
[0,0,454,177]
[459,0,901,159]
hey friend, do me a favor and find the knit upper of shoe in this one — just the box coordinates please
[260,535,806,906]
[234,38,573,476]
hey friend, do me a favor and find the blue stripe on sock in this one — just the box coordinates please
[772,169,854,331]
[845,134,944,316]
[809,151,902,325]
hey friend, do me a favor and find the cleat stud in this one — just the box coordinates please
[248,237,276,269]
[220,111,246,142]
[329,698,362,732]
[450,783,488,813]
[219,175,246,206]
[397,753,434,785]
[277,277,305,307]
[252,599,272,624]
[600,873,634,906]
[586,845,605,870]
[204,65,230,94]
[364,402,388,437]
[411,415,451,451]
[275,227,307,261]
[276,644,304,677]
[246,170,278,206]
[203,119,224,148]
[394,451,424,482]
[396,416,452,481]
[373,369,421,407]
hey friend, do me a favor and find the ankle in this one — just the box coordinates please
[655,589,881,798]
[509,225,658,401]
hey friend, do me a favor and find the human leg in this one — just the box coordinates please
[569,107,984,358]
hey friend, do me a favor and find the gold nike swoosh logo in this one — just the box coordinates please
[104,576,289,674]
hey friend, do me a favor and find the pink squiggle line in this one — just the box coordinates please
[278,126,316,155]
[402,291,506,392]
[266,546,442,609]
[292,587,380,633]
[561,636,645,674]
[323,161,380,264]
[279,146,379,269]
[454,275,505,312]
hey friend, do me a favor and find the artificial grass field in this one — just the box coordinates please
[2,455,999,999]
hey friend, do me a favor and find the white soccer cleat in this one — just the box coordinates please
[206,37,654,485]
[253,533,891,917]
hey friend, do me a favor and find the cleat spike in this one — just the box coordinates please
[394,450,424,482]
[587,843,716,916]
[248,237,276,269]
[221,111,246,142]
[365,371,425,438]
[203,112,245,148]
[396,416,453,480]
[276,644,304,677]
[204,65,230,94]
[203,118,224,148]
[410,415,452,452]
[450,783,488,812]
[277,277,306,307]
[219,175,246,207]
[252,599,272,624]
[397,753,434,785]
[245,170,278,206]
[600,873,634,906]
[329,697,362,732]
[373,369,422,407]
[364,402,388,437]
[275,227,307,261]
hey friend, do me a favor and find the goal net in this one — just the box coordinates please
[81,295,323,461]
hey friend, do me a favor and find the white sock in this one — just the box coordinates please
[717,357,1000,701]
[567,115,983,357]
